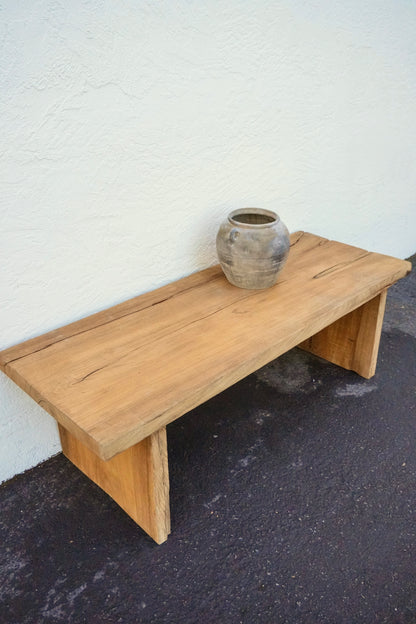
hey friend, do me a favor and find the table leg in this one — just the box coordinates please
[59,425,170,544]
[298,289,387,379]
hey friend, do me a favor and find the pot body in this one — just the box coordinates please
[216,208,290,289]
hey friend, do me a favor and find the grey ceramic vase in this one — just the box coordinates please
[216,208,290,289]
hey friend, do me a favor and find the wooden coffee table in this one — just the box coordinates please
[0,232,410,543]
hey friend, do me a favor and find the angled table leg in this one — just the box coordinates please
[298,289,387,379]
[59,425,170,544]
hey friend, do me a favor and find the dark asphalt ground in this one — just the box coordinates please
[1,255,415,624]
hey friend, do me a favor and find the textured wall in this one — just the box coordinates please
[1,0,416,482]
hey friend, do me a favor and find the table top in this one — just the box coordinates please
[0,232,411,460]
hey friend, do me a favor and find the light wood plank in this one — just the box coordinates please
[298,289,387,378]
[59,425,170,544]
[1,233,411,460]
[0,266,223,368]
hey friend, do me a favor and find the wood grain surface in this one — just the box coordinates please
[59,425,170,543]
[299,290,387,379]
[0,232,411,460]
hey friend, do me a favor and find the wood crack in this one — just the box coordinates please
[290,231,305,246]
[70,289,260,385]
[76,367,108,383]
[313,252,372,279]
[1,272,224,368]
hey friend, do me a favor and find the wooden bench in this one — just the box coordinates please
[0,232,411,543]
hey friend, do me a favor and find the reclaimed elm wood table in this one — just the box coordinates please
[0,232,411,543]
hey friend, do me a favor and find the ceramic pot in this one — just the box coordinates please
[216,208,290,289]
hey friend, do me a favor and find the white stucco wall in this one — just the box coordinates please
[1,0,416,483]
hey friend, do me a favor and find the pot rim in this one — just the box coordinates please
[228,208,279,228]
